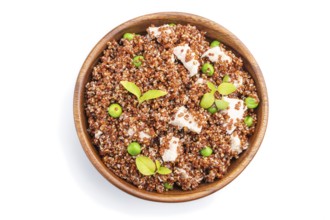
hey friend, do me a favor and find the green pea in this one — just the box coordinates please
[200,93,215,109]
[245,97,259,109]
[244,116,253,127]
[127,142,141,156]
[223,74,231,83]
[108,103,122,118]
[201,63,215,76]
[200,146,213,157]
[133,55,144,67]
[210,40,220,48]
[164,182,173,190]
[123,33,134,41]
[169,23,176,27]
[207,106,217,114]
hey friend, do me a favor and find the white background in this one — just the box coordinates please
[1,0,329,219]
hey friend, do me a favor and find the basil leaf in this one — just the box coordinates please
[157,166,172,175]
[200,93,215,109]
[139,90,167,103]
[120,81,141,99]
[218,82,237,95]
[215,99,229,110]
[206,81,217,94]
[155,160,161,170]
[223,75,231,83]
[135,156,156,176]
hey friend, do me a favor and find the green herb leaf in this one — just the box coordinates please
[135,156,156,176]
[223,75,231,83]
[218,82,237,95]
[120,81,141,99]
[155,160,161,170]
[207,81,217,94]
[200,93,215,109]
[139,90,167,104]
[157,166,172,175]
[215,99,229,110]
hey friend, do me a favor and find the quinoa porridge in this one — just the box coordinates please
[84,24,259,193]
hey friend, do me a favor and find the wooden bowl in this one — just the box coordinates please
[73,12,268,202]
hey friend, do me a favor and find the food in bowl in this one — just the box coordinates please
[84,24,259,193]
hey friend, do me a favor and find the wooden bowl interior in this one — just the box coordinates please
[74,12,268,202]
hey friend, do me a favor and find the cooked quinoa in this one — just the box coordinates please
[85,24,259,193]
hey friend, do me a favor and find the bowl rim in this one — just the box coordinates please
[73,12,269,203]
